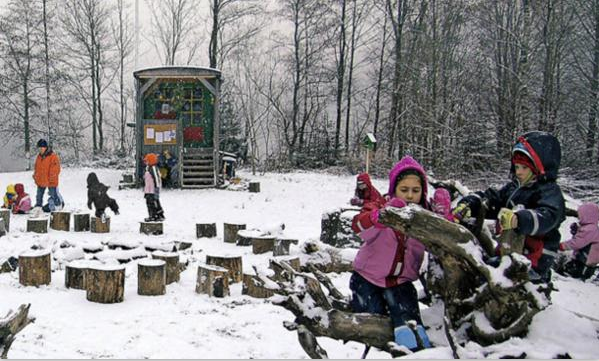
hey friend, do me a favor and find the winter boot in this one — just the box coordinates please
[415,325,432,348]
[393,326,417,351]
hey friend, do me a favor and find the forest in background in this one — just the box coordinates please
[0,0,598,190]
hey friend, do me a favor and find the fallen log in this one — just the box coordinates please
[0,304,35,358]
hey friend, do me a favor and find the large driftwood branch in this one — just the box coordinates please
[0,304,34,359]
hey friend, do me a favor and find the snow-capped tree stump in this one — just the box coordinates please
[90,217,110,233]
[0,209,10,232]
[137,259,166,296]
[85,265,125,303]
[223,223,246,243]
[196,223,217,238]
[249,181,260,193]
[252,236,275,254]
[196,264,230,297]
[235,229,258,246]
[242,273,276,298]
[50,211,71,231]
[65,260,88,289]
[0,304,35,358]
[26,218,48,234]
[273,238,298,256]
[0,219,5,237]
[151,251,180,284]
[140,221,163,235]
[73,213,90,232]
[18,250,51,286]
[206,255,243,283]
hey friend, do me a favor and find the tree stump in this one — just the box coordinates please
[269,257,301,282]
[137,259,166,296]
[0,208,10,232]
[18,250,51,286]
[223,223,246,243]
[206,255,243,283]
[122,174,134,183]
[140,221,163,235]
[65,260,90,289]
[242,273,276,298]
[90,217,110,233]
[50,211,71,231]
[196,223,217,238]
[85,265,125,303]
[253,236,276,254]
[151,251,180,284]
[249,181,260,193]
[0,219,5,237]
[27,218,48,234]
[320,208,362,248]
[274,238,299,256]
[236,229,261,246]
[196,263,230,297]
[74,213,90,232]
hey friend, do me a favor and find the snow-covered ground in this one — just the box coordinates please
[1,168,598,359]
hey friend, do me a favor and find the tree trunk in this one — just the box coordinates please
[65,261,88,290]
[223,222,246,243]
[137,259,166,296]
[50,211,71,232]
[196,223,217,238]
[252,236,275,254]
[19,251,51,286]
[140,221,163,235]
[74,213,90,232]
[86,265,125,303]
[26,219,48,234]
[90,217,110,233]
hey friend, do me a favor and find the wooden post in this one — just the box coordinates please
[86,265,125,303]
[249,182,260,193]
[0,209,10,232]
[26,218,48,234]
[273,238,299,256]
[140,221,163,235]
[90,217,110,233]
[223,223,246,243]
[196,223,217,238]
[50,211,71,231]
[137,259,166,296]
[252,236,276,254]
[73,213,90,232]
[196,263,230,297]
[19,250,51,286]
[65,260,90,289]
[206,255,243,283]
[151,251,180,284]
[241,273,276,298]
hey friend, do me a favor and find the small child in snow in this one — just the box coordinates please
[143,153,165,222]
[559,202,599,280]
[3,184,17,209]
[87,172,120,222]
[430,187,456,222]
[12,183,32,214]
[349,173,383,206]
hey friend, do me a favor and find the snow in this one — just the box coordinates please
[1,167,599,358]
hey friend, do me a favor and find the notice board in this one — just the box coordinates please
[144,123,177,145]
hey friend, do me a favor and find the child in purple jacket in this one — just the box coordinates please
[350,156,432,352]
[559,202,599,280]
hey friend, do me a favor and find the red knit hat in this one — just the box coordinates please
[144,153,158,166]
[512,152,539,175]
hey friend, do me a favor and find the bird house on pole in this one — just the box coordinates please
[362,133,376,173]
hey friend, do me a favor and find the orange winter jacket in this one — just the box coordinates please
[34,150,61,187]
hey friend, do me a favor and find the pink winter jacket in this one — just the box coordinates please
[563,203,599,266]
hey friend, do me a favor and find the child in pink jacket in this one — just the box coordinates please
[559,202,599,280]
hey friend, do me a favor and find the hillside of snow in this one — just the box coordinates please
[1,168,598,359]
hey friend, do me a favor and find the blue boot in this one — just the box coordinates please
[415,325,432,348]
[394,326,417,350]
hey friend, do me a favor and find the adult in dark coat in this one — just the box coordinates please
[87,172,119,219]
[453,131,565,284]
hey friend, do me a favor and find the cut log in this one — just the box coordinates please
[85,264,125,303]
[223,222,246,243]
[242,273,276,298]
[26,218,48,234]
[90,216,110,233]
[206,255,243,283]
[273,238,299,256]
[0,208,10,232]
[73,213,90,232]
[0,304,35,359]
[196,263,230,297]
[252,236,275,254]
[196,223,217,238]
[236,229,261,246]
[1,257,18,273]
[122,174,134,183]
[269,257,301,282]
[249,181,260,193]
[140,221,163,235]
[0,219,5,237]
[65,260,90,289]
[151,251,180,284]
[18,250,51,286]
[320,208,362,248]
[137,259,166,296]
[50,211,71,231]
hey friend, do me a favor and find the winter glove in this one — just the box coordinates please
[350,196,364,206]
[386,197,407,209]
[498,208,517,230]
[452,203,471,222]
[570,222,579,236]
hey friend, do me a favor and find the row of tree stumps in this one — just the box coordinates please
[23,211,109,234]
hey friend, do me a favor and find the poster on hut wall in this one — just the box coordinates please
[144,124,177,145]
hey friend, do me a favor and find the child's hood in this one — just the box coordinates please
[577,203,599,225]
[511,131,561,182]
[14,183,25,196]
[6,184,15,194]
[387,156,428,201]
[87,172,100,187]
